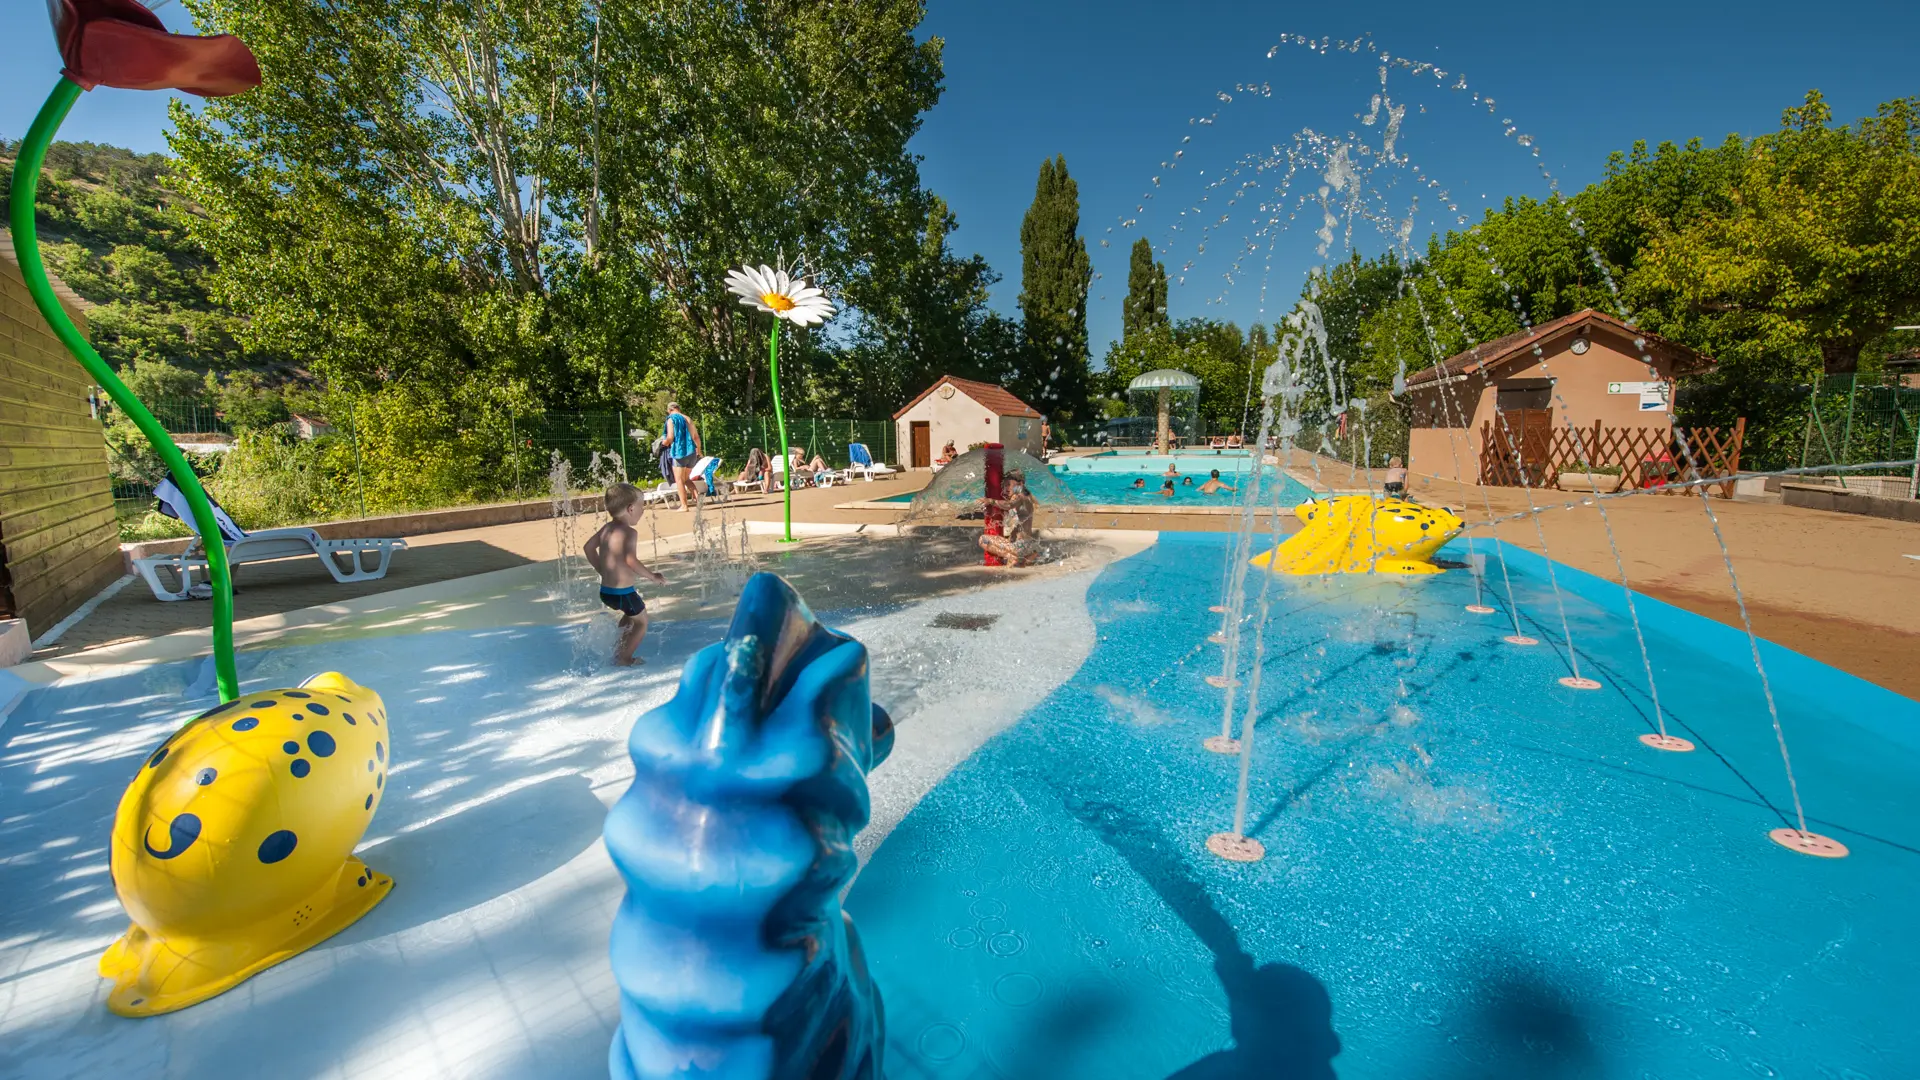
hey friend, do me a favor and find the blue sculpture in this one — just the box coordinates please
[606,572,894,1080]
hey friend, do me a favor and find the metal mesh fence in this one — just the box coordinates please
[109,404,897,520]
[1797,375,1920,495]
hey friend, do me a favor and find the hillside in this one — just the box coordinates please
[0,139,250,375]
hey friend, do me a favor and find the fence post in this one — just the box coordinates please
[510,409,521,497]
[1725,416,1746,500]
[1839,373,1858,466]
[347,402,368,518]
[617,409,628,483]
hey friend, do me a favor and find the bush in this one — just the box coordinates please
[206,429,337,528]
[118,509,192,543]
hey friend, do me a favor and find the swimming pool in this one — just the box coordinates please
[871,456,1319,508]
[847,532,1920,1078]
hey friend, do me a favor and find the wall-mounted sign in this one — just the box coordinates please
[1608,380,1669,411]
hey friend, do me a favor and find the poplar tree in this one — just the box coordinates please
[1017,155,1093,423]
[1122,237,1169,339]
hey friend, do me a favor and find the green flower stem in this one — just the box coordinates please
[769,320,793,542]
[11,77,238,701]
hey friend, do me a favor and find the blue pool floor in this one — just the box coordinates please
[848,532,1919,1079]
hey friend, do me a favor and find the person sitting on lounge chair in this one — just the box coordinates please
[737,448,775,494]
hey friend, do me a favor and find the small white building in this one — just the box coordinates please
[893,376,1044,468]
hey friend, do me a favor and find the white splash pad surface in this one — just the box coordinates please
[0,561,1108,1079]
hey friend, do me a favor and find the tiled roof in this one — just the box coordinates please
[1403,309,1713,388]
[893,375,1044,420]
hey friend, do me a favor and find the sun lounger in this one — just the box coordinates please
[646,456,724,504]
[1226,434,1243,449]
[1209,436,1227,449]
[133,478,407,601]
[840,443,898,483]
[133,528,408,602]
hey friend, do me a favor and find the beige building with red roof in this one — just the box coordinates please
[893,376,1044,468]
[1397,309,1714,483]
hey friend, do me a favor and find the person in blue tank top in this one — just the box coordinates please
[664,402,704,511]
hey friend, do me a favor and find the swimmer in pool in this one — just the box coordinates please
[1132,477,1147,489]
[1182,476,1194,486]
[1159,477,1176,498]
[1198,469,1236,495]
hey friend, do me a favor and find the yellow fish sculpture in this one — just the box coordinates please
[1251,496,1464,575]
[101,672,393,1017]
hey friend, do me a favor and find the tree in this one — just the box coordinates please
[1629,91,1920,374]
[1017,155,1093,424]
[169,0,951,416]
[1122,237,1168,340]
[1,141,249,373]
[838,192,1002,411]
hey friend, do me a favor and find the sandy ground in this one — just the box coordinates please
[33,462,1920,699]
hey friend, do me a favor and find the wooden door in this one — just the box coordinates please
[911,422,931,468]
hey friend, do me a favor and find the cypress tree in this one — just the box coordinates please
[1017,155,1092,423]
[1122,237,1169,340]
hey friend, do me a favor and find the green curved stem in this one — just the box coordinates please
[769,321,792,542]
[11,77,238,700]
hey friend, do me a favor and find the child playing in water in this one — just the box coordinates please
[585,483,668,667]
[980,469,1040,566]
[1384,456,1408,497]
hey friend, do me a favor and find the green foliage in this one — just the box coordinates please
[205,369,290,431]
[1017,155,1093,423]
[1122,238,1169,339]
[1628,92,1920,375]
[206,429,336,528]
[1277,91,1920,468]
[1101,318,1272,436]
[1,141,249,372]
[121,358,209,404]
[119,511,195,543]
[169,0,957,423]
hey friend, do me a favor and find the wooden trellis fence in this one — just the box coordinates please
[1479,417,1746,498]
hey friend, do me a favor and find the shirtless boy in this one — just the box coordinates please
[584,483,668,666]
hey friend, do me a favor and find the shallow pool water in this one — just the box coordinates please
[848,532,1920,1079]
[3,534,1912,1079]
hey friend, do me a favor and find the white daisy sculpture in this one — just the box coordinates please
[724,263,837,542]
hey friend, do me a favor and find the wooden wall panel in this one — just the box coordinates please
[0,236,122,636]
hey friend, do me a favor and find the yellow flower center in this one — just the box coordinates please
[761,292,796,312]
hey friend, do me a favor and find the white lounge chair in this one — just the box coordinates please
[733,454,781,495]
[134,528,408,602]
[133,478,406,601]
[841,443,898,483]
[644,456,724,505]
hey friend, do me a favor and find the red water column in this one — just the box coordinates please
[982,442,1005,566]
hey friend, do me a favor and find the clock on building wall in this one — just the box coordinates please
[938,384,956,399]
[1569,337,1591,355]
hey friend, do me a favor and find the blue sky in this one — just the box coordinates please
[4,0,1916,362]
